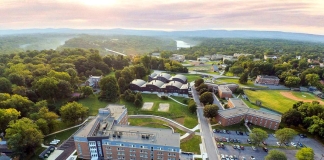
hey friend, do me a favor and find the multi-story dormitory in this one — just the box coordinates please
[74,104,180,160]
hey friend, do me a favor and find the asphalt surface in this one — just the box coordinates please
[214,130,324,160]
[191,84,219,160]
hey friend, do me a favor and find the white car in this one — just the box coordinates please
[251,146,256,150]
[291,142,297,147]
[221,154,225,159]
[276,142,281,146]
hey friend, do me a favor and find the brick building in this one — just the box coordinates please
[216,98,281,130]
[255,75,280,85]
[74,104,180,160]
[218,85,232,98]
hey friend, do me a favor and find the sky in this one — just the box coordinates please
[1,0,324,35]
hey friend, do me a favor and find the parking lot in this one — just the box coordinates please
[214,129,324,160]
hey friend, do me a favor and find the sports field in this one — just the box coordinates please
[244,90,324,113]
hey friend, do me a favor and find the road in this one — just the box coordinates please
[104,48,127,56]
[191,84,219,160]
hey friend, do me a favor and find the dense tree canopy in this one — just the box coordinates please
[265,150,287,160]
[296,148,314,160]
[60,102,88,124]
[199,92,214,105]
[203,104,219,119]
[249,128,268,146]
[99,76,120,102]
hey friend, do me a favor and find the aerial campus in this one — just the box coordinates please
[0,38,321,160]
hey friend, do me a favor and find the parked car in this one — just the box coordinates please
[237,139,241,143]
[221,143,225,148]
[215,137,220,141]
[250,156,255,160]
[233,155,238,160]
[221,154,225,160]
[236,131,240,135]
[263,147,268,152]
[229,155,234,160]
[240,145,244,150]
[284,142,289,146]
[299,134,307,138]
[234,139,238,143]
[217,143,221,148]
[226,138,229,142]
[233,145,237,149]
[252,146,256,151]
[297,142,303,147]
[222,138,227,142]
[239,131,244,135]
[276,142,281,146]
[213,129,217,133]
[247,139,252,144]
[241,157,246,160]
[245,132,249,136]
[236,145,240,150]
[226,130,230,134]
[216,129,221,133]
[291,142,297,147]
[262,141,267,145]
[223,130,227,133]
[230,138,234,143]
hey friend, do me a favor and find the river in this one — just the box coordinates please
[176,40,191,50]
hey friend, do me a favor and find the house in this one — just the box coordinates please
[308,59,320,64]
[211,65,219,72]
[223,56,236,62]
[264,55,277,60]
[218,85,232,98]
[255,75,280,85]
[151,52,160,58]
[170,54,185,62]
[216,98,281,130]
[296,56,301,60]
[85,75,102,88]
[74,105,180,160]
[211,54,224,60]
[233,53,252,58]
[197,57,209,62]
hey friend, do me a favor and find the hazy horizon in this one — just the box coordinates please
[1,0,324,35]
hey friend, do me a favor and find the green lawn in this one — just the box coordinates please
[244,90,297,113]
[183,74,202,83]
[170,96,189,104]
[78,94,198,129]
[180,135,202,154]
[216,78,267,88]
[292,92,324,102]
[128,118,186,135]
[212,123,248,132]
[44,127,80,145]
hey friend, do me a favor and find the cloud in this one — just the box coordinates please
[0,0,323,34]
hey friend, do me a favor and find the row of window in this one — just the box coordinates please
[104,145,177,152]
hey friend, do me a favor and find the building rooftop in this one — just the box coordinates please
[218,107,249,119]
[106,125,180,147]
[171,74,187,82]
[131,79,146,87]
[147,80,164,87]
[246,109,281,122]
[258,75,279,79]
[228,98,249,108]
[218,85,232,92]
[166,81,183,89]
[75,104,127,137]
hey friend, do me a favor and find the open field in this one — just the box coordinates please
[78,94,198,128]
[180,135,202,154]
[244,90,297,113]
[182,74,201,83]
[282,91,324,104]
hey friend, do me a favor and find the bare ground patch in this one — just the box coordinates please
[158,103,170,112]
[142,102,154,110]
[280,92,324,105]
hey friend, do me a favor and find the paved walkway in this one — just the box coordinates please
[168,96,188,106]
[128,115,193,133]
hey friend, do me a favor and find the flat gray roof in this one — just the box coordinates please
[246,109,281,122]
[109,125,180,147]
[218,85,232,92]
[228,98,248,108]
[258,75,279,79]
[218,108,249,118]
[171,74,187,82]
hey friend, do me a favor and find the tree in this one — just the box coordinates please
[57,80,73,99]
[275,128,297,145]
[5,118,44,157]
[265,150,287,160]
[282,109,303,126]
[188,100,197,113]
[199,92,214,105]
[99,76,120,102]
[2,94,34,117]
[0,108,20,132]
[12,86,27,96]
[0,77,12,93]
[229,66,244,76]
[33,77,59,100]
[117,77,127,93]
[38,107,59,132]
[134,92,143,107]
[203,104,219,119]
[81,86,93,97]
[249,128,268,146]
[60,102,88,124]
[296,148,314,160]
[194,78,204,87]
[285,76,301,87]
[36,118,49,135]
[239,71,249,84]
[305,73,320,86]
[196,83,208,92]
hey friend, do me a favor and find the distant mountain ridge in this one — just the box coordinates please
[1,28,324,43]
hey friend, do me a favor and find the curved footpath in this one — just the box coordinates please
[128,115,193,133]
